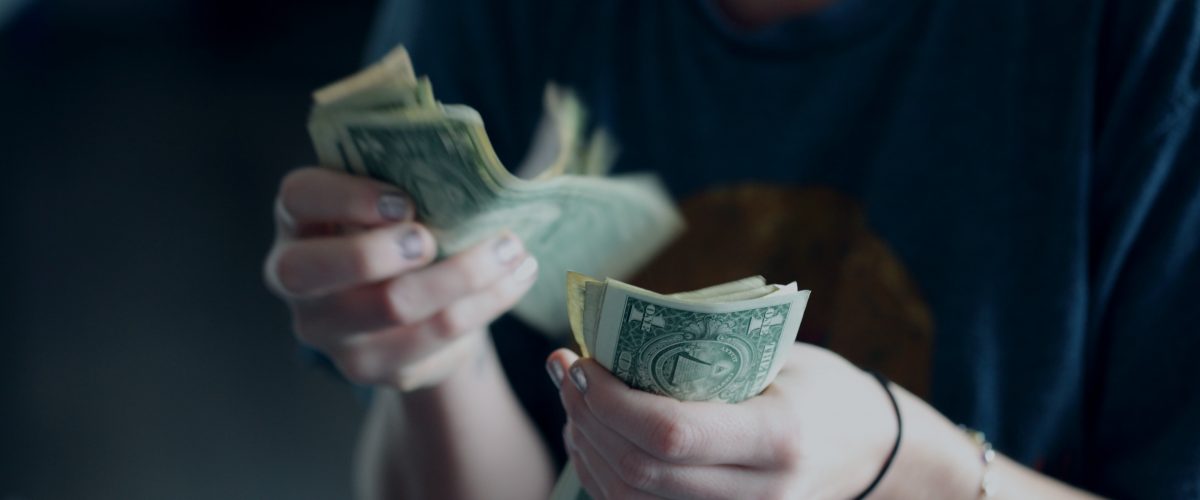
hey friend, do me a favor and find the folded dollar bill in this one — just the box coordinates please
[307,46,684,335]
[552,273,811,499]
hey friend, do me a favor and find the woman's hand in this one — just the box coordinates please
[546,343,899,500]
[264,167,539,390]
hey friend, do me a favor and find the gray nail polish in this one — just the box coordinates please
[492,235,521,265]
[569,364,588,393]
[546,359,564,390]
[398,228,424,259]
[378,192,410,221]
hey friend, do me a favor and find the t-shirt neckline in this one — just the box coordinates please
[693,0,913,56]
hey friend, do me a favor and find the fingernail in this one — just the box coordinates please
[492,234,521,266]
[398,228,424,259]
[378,192,410,221]
[569,364,588,393]
[513,256,538,281]
[546,359,563,390]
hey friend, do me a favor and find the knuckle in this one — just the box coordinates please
[406,258,455,297]
[648,414,696,462]
[427,308,468,338]
[460,238,513,289]
[773,435,803,469]
[380,284,417,326]
[765,415,803,468]
[562,388,588,417]
[342,236,377,281]
[425,270,461,299]
[447,254,490,291]
[616,450,659,491]
[269,246,309,296]
[278,168,315,212]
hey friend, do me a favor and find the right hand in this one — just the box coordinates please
[263,167,539,390]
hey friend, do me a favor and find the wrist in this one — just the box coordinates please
[850,371,903,500]
[871,384,981,499]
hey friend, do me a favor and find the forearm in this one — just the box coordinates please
[876,384,1101,499]
[354,333,555,500]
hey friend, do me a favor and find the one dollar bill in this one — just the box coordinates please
[552,273,810,499]
[306,46,684,335]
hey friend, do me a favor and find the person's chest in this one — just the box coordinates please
[549,0,1101,464]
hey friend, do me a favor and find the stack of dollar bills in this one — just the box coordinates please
[552,272,811,499]
[307,46,684,335]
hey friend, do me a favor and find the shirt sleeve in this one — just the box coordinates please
[1086,1,1200,496]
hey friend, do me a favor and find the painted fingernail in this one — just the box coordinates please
[513,256,538,281]
[492,234,521,265]
[378,192,410,221]
[546,359,564,390]
[398,228,424,259]
[569,364,588,393]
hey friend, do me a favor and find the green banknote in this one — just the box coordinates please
[552,273,810,499]
[307,46,683,334]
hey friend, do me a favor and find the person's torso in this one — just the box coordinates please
[375,0,1117,483]
[533,1,1099,479]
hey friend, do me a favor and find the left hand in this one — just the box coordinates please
[547,343,899,500]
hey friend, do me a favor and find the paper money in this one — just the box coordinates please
[552,273,810,499]
[307,46,684,334]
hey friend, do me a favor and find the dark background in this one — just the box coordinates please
[1,0,380,497]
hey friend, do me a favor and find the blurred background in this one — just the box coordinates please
[1,0,380,497]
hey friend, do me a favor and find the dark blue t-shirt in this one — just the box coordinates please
[367,1,1200,496]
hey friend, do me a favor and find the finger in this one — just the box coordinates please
[276,167,413,236]
[568,422,663,500]
[266,222,435,298]
[290,280,402,341]
[561,361,775,499]
[545,348,580,390]
[566,424,609,500]
[362,256,538,357]
[309,257,538,378]
[384,231,527,325]
[567,358,782,468]
[290,233,530,340]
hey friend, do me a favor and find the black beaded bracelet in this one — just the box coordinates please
[853,371,903,500]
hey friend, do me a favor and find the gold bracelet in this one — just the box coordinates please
[960,426,997,497]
